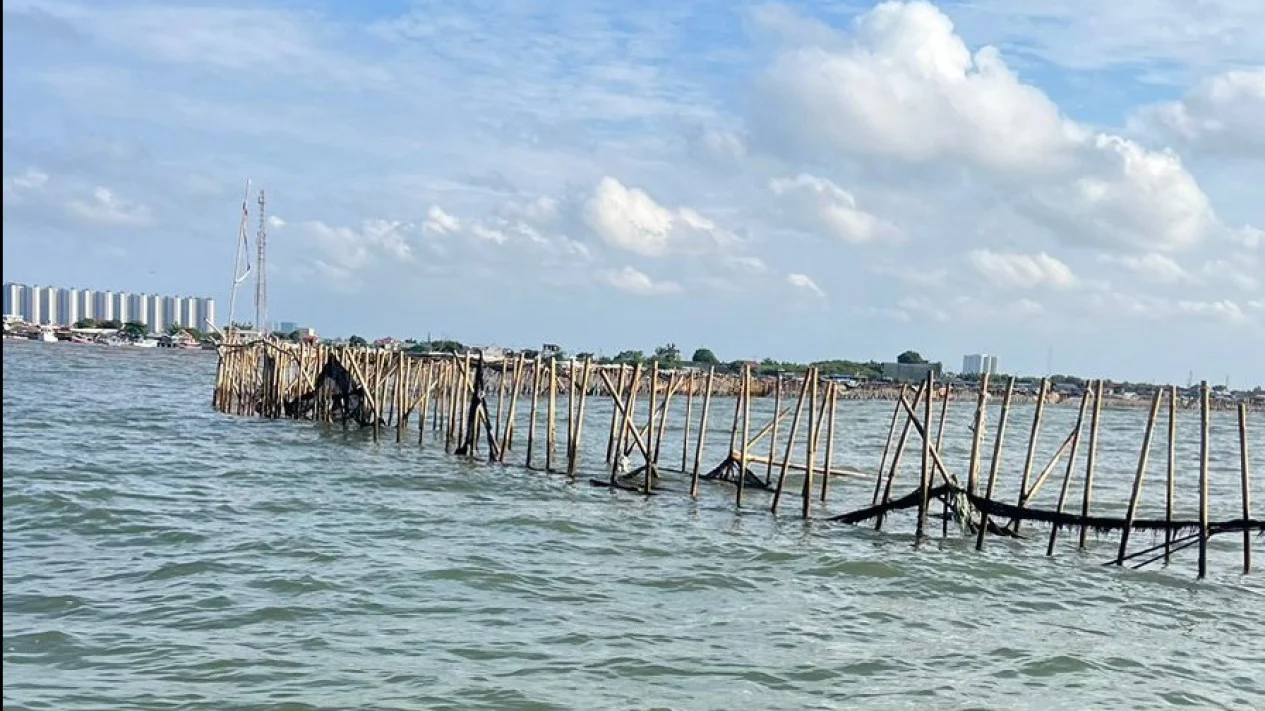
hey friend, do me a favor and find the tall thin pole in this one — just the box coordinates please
[255,188,268,336]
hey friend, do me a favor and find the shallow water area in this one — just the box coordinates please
[4,342,1263,710]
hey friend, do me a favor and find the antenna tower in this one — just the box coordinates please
[255,189,268,337]
[226,179,252,339]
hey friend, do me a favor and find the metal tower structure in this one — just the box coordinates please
[255,189,268,337]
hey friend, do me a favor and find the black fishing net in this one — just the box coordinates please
[284,354,375,426]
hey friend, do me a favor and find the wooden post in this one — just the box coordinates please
[936,383,952,536]
[1239,403,1253,574]
[606,365,626,464]
[646,362,660,494]
[690,368,715,498]
[1116,388,1163,565]
[1165,385,1177,563]
[500,354,525,460]
[916,371,933,540]
[802,370,818,519]
[1047,384,1092,556]
[1078,379,1105,550]
[737,364,751,508]
[1198,381,1210,579]
[876,381,928,528]
[681,370,695,472]
[1014,377,1049,532]
[567,359,592,477]
[768,374,784,487]
[771,372,810,515]
[612,363,642,484]
[975,376,1015,551]
[546,358,557,472]
[967,374,990,496]
[870,386,906,505]
[526,357,542,468]
[820,381,838,503]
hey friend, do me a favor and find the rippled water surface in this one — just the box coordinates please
[4,342,1264,710]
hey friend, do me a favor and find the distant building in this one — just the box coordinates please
[277,321,298,334]
[962,353,999,376]
[881,361,942,382]
[1,283,215,329]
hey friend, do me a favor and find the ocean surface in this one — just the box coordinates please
[4,341,1263,710]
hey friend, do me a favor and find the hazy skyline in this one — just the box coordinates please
[3,0,1262,383]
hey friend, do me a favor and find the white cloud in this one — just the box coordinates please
[1200,259,1261,292]
[584,176,732,257]
[266,215,286,230]
[599,266,682,295]
[422,205,460,236]
[969,249,1077,289]
[769,174,900,244]
[1131,68,1265,158]
[1176,299,1248,324]
[2,168,50,204]
[304,218,412,278]
[1097,253,1190,284]
[786,272,825,298]
[65,186,153,226]
[723,255,769,275]
[752,1,1226,253]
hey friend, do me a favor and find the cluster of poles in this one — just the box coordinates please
[211,341,1259,579]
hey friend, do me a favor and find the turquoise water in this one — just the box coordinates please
[4,342,1263,710]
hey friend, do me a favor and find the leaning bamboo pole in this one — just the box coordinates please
[976,376,1015,551]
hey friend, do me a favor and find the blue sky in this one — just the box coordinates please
[3,0,1263,384]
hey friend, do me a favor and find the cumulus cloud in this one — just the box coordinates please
[1131,68,1265,158]
[422,205,461,236]
[1097,253,1190,284]
[66,186,153,226]
[584,177,732,257]
[305,218,412,276]
[752,1,1225,253]
[769,174,901,244]
[968,249,1077,289]
[786,272,825,298]
[599,266,682,295]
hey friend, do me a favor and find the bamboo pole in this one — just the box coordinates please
[646,362,660,494]
[768,374,784,487]
[966,374,990,495]
[606,365,627,464]
[546,358,557,472]
[976,376,1015,551]
[820,381,838,504]
[875,381,929,529]
[690,368,715,498]
[681,370,695,472]
[1047,385,1092,557]
[916,371,933,540]
[1078,379,1105,550]
[567,359,592,476]
[870,386,906,505]
[771,372,811,515]
[653,374,680,467]
[1239,403,1253,574]
[419,361,433,445]
[1165,385,1177,563]
[936,382,952,536]
[612,363,642,484]
[500,354,525,460]
[802,370,817,519]
[1013,378,1049,532]
[1115,388,1163,565]
[1198,381,1210,579]
[737,364,751,508]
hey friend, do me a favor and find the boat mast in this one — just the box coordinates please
[226,179,253,340]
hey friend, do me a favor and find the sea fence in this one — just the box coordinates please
[212,340,1261,579]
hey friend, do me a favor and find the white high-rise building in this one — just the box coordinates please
[128,293,152,329]
[162,295,183,330]
[95,291,115,322]
[181,298,198,331]
[2,283,21,317]
[962,354,999,376]
[38,287,60,326]
[58,288,80,326]
[112,292,130,324]
[77,289,95,321]
[22,285,42,324]
[198,297,216,332]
